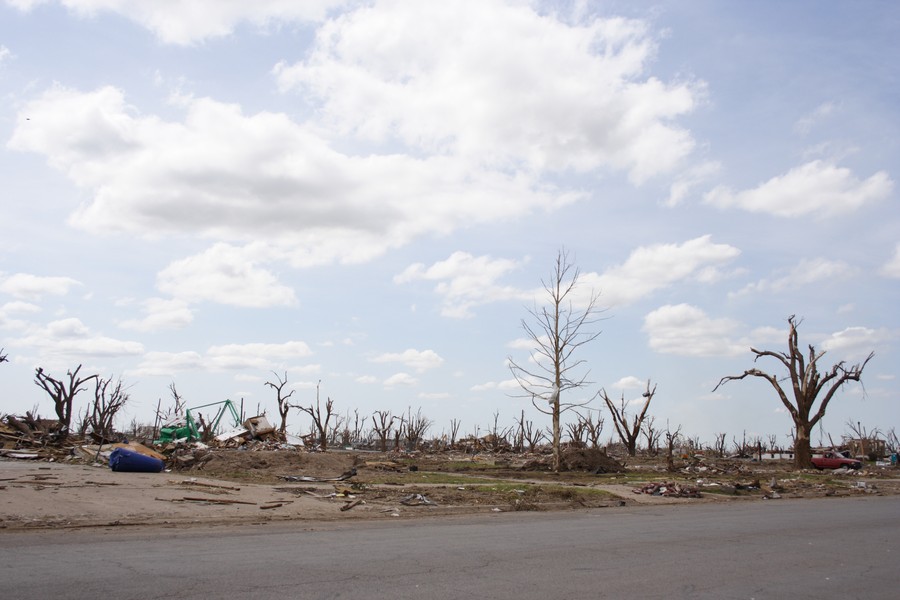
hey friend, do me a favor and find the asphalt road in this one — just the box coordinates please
[2,497,897,599]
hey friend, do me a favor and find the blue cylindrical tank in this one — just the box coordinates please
[109,447,165,473]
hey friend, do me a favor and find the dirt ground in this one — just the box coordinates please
[2,447,898,531]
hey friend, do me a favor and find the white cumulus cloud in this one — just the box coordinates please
[704,160,892,218]
[583,235,740,307]
[274,0,701,183]
[731,258,856,297]
[396,252,529,318]
[371,348,444,372]
[643,304,746,357]
[7,0,347,45]
[0,273,81,301]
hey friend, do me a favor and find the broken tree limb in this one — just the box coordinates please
[156,496,257,505]
[341,499,363,511]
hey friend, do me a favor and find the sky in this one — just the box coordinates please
[0,0,897,447]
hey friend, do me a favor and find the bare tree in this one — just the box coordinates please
[404,407,432,451]
[487,411,512,451]
[601,380,656,457]
[264,371,295,438]
[346,409,367,447]
[392,415,406,452]
[712,432,728,457]
[292,381,335,451]
[522,420,545,453]
[371,410,394,452]
[886,428,899,455]
[508,249,605,472]
[328,412,346,448]
[449,418,462,449]
[664,422,682,472]
[642,415,661,456]
[34,365,98,443]
[713,316,874,468]
[153,382,185,440]
[580,411,605,449]
[565,420,587,447]
[84,376,130,442]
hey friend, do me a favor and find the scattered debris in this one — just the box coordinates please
[341,499,364,511]
[0,450,41,460]
[174,478,241,491]
[161,496,257,506]
[279,468,357,482]
[400,493,435,506]
[633,482,702,498]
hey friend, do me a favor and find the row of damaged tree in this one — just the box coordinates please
[507,250,877,471]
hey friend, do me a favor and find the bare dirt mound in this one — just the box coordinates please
[174,448,358,484]
[522,448,625,473]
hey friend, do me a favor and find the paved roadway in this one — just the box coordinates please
[1,497,897,599]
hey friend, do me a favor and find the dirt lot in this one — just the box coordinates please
[2,447,898,531]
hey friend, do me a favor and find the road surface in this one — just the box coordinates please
[1,496,897,599]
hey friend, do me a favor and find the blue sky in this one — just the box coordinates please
[1,0,897,446]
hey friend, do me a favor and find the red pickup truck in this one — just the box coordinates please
[811,451,862,470]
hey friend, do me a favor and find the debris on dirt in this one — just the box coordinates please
[522,448,625,473]
[279,467,357,482]
[163,496,258,506]
[361,460,405,472]
[341,499,364,511]
[0,450,41,460]
[400,493,435,506]
[633,482,701,498]
[174,478,241,492]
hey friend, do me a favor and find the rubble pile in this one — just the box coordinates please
[633,481,702,498]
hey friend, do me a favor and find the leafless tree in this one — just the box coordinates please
[565,420,587,447]
[345,409,367,448]
[521,420,545,453]
[328,412,346,448]
[601,379,656,457]
[84,376,130,442]
[393,415,406,452]
[664,422,682,472]
[886,428,899,454]
[487,411,512,451]
[404,407,432,451]
[449,418,462,449]
[508,249,605,472]
[34,365,98,443]
[512,411,526,452]
[154,382,186,439]
[371,410,395,452]
[713,316,874,468]
[577,410,604,449]
[712,432,728,457]
[766,434,779,452]
[292,380,335,451]
[265,371,295,437]
[642,415,661,456]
